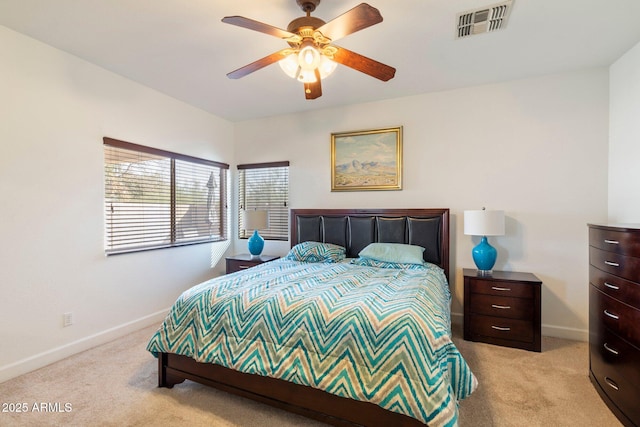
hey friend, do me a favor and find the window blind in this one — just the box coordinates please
[104,137,229,254]
[238,161,289,241]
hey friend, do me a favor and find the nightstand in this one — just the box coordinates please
[225,254,280,274]
[463,268,542,352]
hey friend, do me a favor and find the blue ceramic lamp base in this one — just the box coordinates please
[472,236,497,276]
[247,230,265,257]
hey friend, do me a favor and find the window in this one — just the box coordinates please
[104,137,229,255]
[238,161,289,241]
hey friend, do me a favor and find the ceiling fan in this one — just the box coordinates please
[222,0,396,100]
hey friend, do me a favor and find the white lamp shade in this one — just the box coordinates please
[243,210,268,230]
[464,210,505,236]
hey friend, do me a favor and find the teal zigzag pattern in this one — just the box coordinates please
[147,259,477,426]
[284,241,346,263]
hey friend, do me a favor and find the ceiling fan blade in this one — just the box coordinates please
[222,16,297,40]
[332,46,396,81]
[304,69,322,99]
[316,3,383,42]
[227,49,290,79]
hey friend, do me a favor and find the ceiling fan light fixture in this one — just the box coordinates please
[224,2,395,98]
[279,54,300,78]
[298,44,320,70]
[278,54,316,82]
[319,55,337,77]
[278,50,337,83]
[298,70,317,83]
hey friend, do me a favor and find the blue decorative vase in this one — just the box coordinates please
[247,230,264,256]
[472,236,497,272]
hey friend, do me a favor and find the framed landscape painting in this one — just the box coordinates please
[331,126,402,191]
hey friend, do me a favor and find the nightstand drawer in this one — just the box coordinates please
[467,278,534,299]
[468,294,533,320]
[468,314,534,343]
[225,254,280,274]
[227,259,260,271]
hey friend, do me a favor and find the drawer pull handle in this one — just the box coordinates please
[604,377,619,391]
[238,265,251,269]
[604,261,620,267]
[604,282,619,290]
[604,310,619,320]
[491,325,511,331]
[491,304,511,309]
[604,239,619,245]
[491,286,511,292]
[603,343,619,355]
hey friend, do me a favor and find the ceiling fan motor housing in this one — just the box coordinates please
[297,0,321,13]
[287,16,326,35]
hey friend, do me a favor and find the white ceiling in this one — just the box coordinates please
[1,0,639,122]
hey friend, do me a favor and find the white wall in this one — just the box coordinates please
[609,40,640,221]
[0,26,233,382]
[235,69,610,341]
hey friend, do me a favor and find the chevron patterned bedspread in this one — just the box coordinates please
[147,259,477,426]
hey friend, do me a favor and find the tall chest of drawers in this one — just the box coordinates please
[588,224,640,427]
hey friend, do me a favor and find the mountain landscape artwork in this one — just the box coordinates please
[331,127,402,191]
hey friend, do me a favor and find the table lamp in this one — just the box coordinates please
[464,208,505,276]
[243,210,268,257]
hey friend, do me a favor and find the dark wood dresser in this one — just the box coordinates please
[588,224,640,427]
[463,269,542,352]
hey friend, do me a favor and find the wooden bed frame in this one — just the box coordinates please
[158,208,450,427]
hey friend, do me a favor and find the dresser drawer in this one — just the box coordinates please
[590,227,640,258]
[468,294,533,320]
[590,286,640,348]
[467,278,534,299]
[589,247,640,283]
[590,329,640,425]
[590,325,640,391]
[590,265,640,309]
[468,313,534,343]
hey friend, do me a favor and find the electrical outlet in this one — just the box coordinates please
[63,312,73,327]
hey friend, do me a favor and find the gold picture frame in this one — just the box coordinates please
[331,126,402,191]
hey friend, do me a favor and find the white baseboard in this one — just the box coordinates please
[451,312,587,342]
[0,308,169,384]
[542,324,588,342]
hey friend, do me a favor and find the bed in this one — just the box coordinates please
[147,208,477,426]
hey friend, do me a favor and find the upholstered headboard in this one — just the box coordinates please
[290,208,450,280]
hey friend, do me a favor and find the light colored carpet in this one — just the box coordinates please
[452,327,622,426]
[0,324,622,427]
